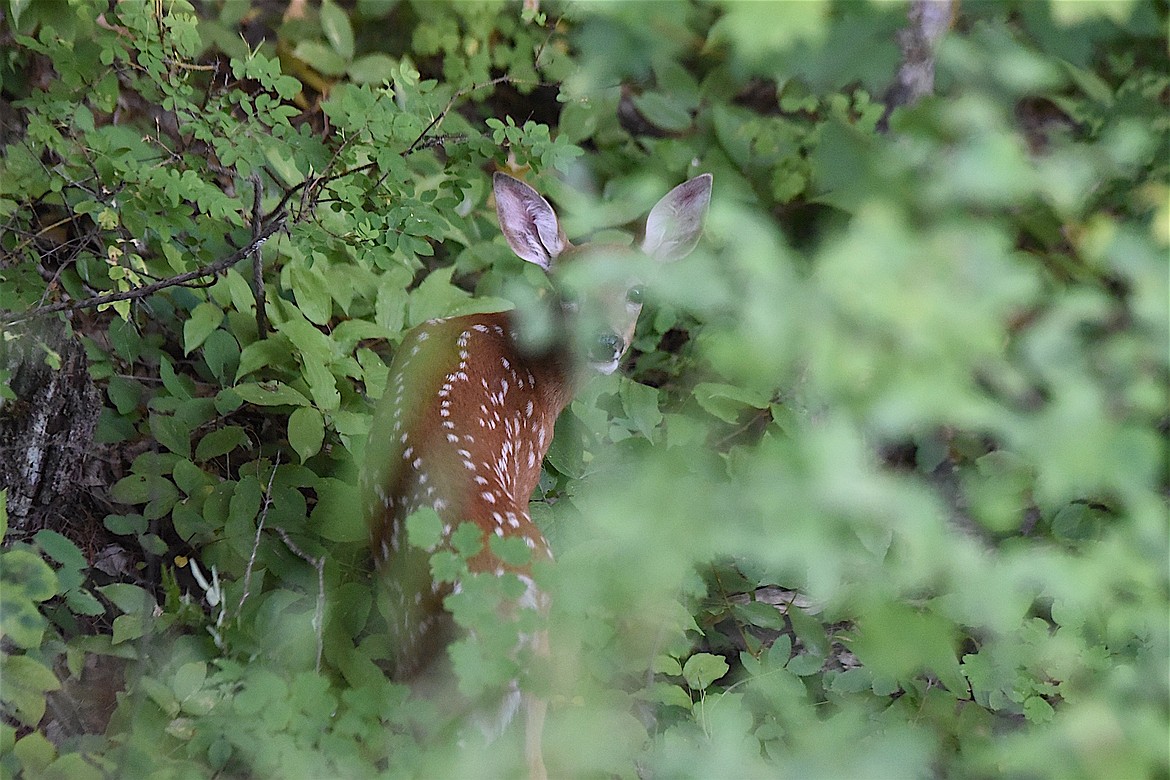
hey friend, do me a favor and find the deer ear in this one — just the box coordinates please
[641,173,712,263]
[493,173,567,270]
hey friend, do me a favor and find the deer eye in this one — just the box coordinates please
[625,285,645,305]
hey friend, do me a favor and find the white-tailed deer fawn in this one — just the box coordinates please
[362,171,711,777]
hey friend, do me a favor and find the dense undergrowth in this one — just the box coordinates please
[1,1,1167,777]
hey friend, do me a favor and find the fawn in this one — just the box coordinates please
[361,170,711,777]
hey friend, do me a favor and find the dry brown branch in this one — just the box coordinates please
[1,214,286,326]
[249,173,269,339]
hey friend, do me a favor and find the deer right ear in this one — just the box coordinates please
[641,173,712,263]
[493,173,567,270]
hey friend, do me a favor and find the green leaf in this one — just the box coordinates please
[230,477,262,529]
[172,661,207,702]
[1051,501,1107,541]
[348,54,397,85]
[619,378,663,439]
[545,411,587,479]
[450,522,483,561]
[1022,695,1055,723]
[631,91,693,132]
[652,654,682,676]
[236,339,291,380]
[149,413,192,458]
[98,583,155,615]
[559,99,599,144]
[208,737,232,770]
[829,667,874,694]
[143,479,181,521]
[276,316,334,366]
[288,406,324,463]
[785,653,824,677]
[112,473,168,505]
[183,302,223,355]
[787,606,829,660]
[233,669,288,717]
[233,382,311,407]
[766,634,793,667]
[693,383,771,424]
[1,549,58,602]
[0,655,60,726]
[356,347,389,400]
[301,356,340,412]
[139,674,179,717]
[171,459,208,496]
[732,600,786,631]
[2,656,60,694]
[112,613,147,644]
[488,534,532,568]
[202,329,240,383]
[14,731,56,776]
[852,602,964,695]
[294,41,348,78]
[430,550,465,584]
[264,143,305,188]
[139,533,168,556]
[66,589,105,616]
[405,507,442,551]
[639,681,693,709]
[33,530,86,572]
[105,514,146,536]
[320,0,354,61]
[312,478,365,543]
[174,501,211,543]
[195,426,250,460]
[159,354,193,401]
[0,598,47,649]
[407,266,471,325]
[289,258,332,325]
[682,653,729,691]
[9,0,32,28]
[107,375,143,415]
[215,388,244,415]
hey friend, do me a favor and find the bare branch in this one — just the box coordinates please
[273,526,326,674]
[249,173,269,339]
[877,0,958,134]
[237,454,280,616]
[1,213,287,326]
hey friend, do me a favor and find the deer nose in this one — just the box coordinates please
[589,333,623,363]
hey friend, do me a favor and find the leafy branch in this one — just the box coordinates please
[1,214,287,327]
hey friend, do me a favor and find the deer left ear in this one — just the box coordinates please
[641,173,712,263]
[494,173,567,270]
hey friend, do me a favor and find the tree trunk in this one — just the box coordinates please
[0,319,100,543]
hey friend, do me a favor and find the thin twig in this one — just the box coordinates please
[407,75,512,158]
[237,453,281,615]
[1,213,287,326]
[274,526,326,673]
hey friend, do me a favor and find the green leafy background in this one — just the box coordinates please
[0,1,1166,778]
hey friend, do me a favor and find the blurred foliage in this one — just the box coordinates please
[0,0,1167,778]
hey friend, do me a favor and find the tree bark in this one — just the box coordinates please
[0,319,100,542]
